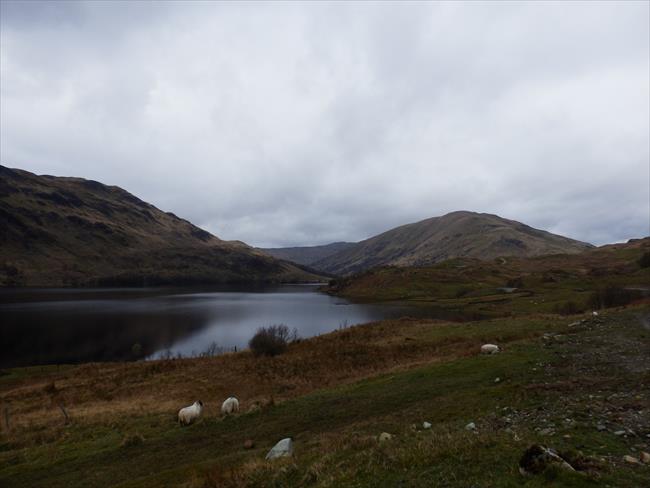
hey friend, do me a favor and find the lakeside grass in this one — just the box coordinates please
[327,239,650,319]
[1,304,649,487]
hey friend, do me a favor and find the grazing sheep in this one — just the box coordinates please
[221,397,240,415]
[178,400,203,425]
[480,344,500,354]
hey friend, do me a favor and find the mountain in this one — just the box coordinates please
[311,211,593,276]
[260,242,355,267]
[0,165,323,287]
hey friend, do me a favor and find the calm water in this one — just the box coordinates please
[0,285,426,368]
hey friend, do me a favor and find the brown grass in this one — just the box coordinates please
[0,315,530,448]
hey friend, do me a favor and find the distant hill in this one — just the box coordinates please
[311,211,594,276]
[261,242,355,267]
[0,165,323,286]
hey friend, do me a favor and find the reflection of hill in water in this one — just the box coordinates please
[0,285,432,368]
[0,293,212,367]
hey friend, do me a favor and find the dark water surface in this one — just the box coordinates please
[0,285,430,368]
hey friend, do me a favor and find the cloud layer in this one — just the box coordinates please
[1,1,648,247]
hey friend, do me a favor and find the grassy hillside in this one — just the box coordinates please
[313,211,593,276]
[0,166,322,286]
[327,237,650,318]
[1,305,649,487]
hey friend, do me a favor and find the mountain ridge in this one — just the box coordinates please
[0,165,322,287]
[277,211,594,276]
[260,241,355,267]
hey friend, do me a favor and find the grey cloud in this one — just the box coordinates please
[1,1,648,247]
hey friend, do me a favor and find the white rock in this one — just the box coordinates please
[640,451,650,464]
[378,432,393,442]
[465,422,476,431]
[423,421,432,429]
[592,311,599,316]
[265,438,293,460]
[623,455,640,465]
[480,344,500,354]
[494,377,501,383]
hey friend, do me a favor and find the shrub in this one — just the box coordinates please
[638,251,650,268]
[249,324,298,357]
[588,285,636,309]
[455,286,471,298]
[554,301,583,315]
[120,433,144,448]
[506,276,524,288]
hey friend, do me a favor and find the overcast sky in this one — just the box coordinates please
[1,1,648,247]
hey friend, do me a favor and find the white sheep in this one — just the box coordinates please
[221,396,240,415]
[480,344,500,354]
[178,400,203,425]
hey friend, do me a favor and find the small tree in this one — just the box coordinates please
[588,285,634,309]
[554,301,582,315]
[638,251,650,268]
[249,324,298,357]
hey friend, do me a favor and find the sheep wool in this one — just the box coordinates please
[178,400,203,425]
[221,397,240,415]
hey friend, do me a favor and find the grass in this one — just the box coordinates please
[327,238,650,318]
[1,304,649,487]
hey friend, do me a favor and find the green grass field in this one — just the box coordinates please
[2,305,649,487]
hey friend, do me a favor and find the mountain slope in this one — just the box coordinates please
[313,211,593,276]
[260,241,355,267]
[0,165,322,286]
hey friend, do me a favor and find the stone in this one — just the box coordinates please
[623,455,641,465]
[640,451,650,464]
[614,430,626,436]
[494,377,501,383]
[596,424,606,432]
[519,445,575,475]
[265,438,293,460]
[465,422,476,431]
[243,439,255,449]
[378,432,393,442]
[423,421,432,429]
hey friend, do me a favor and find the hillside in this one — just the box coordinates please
[1,236,649,486]
[0,165,322,286]
[260,241,355,267]
[327,237,650,316]
[1,303,649,487]
[312,211,593,276]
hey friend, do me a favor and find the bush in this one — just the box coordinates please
[588,285,635,309]
[554,301,583,316]
[455,286,471,298]
[249,324,298,357]
[638,251,650,268]
[506,277,524,288]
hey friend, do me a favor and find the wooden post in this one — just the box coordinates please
[3,405,9,432]
[58,401,70,425]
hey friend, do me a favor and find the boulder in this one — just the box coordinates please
[423,421,432,429]
[480,344,500,354]
[465,422,476,431]
[640,451,650,464]
[519,445,575,475]
[378,432,392,442]
[265,438,293,460]
[623,455,641,465]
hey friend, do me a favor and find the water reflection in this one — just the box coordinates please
[0,285,410,368]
